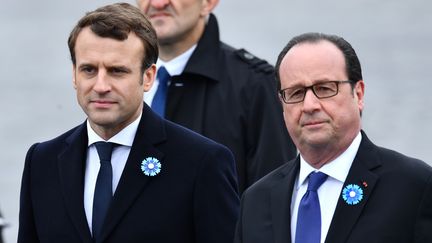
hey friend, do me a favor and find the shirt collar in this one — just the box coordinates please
[297,132,362,189]
[156,44,197,77]
[87,113,142,147]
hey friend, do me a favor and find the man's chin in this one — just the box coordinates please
[301,133,332,147]
[87,114,116,128]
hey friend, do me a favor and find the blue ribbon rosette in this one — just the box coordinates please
[141,157,162,176]
[342,184,363,205]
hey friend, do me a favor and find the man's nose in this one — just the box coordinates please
[150,0,170,9]
[302,88,321,112]
[93,72,111,93]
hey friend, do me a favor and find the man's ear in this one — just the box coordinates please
[143,64,156,92]
[355,80,365,112]
[201,0,219,16]
[72,65,77,89]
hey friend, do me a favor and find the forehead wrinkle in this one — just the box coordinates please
[280,41,347,88]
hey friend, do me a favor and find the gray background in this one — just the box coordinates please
[1,0,431,242]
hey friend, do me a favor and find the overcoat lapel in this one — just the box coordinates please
[166,14,222,134]
[271,158,300,243]
[325,132,381,243]
[58,123,93,243]
[99,105,166,242]
[167,74,207,133]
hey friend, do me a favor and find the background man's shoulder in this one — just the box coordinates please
[221,43,274,75]
[233,48,274,74]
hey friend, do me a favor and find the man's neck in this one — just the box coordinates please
[158,19,206,61]
[87,109,142,141]
[299,131,362,169]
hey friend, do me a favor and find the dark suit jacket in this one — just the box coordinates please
[235,131,432,243]
[164,14,297,193]
[19,104,239,243]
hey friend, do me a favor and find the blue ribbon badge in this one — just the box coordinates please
[342,184,363,205]
[141,157,162,176]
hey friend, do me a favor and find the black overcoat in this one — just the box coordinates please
[165,14,297,192]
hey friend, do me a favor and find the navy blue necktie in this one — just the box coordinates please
[151,66,170,117]
[92,142,115,241]
[295,171,328,243]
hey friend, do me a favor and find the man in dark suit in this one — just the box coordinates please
[234,32,432,243]
[136,0,297,193]
[18,3,239,243]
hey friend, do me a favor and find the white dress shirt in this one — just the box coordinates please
[83,113,142,233]
[291,132,362,243]
[144,44,197,106]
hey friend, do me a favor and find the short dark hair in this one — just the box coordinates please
[275,32,362,90]
[68,2,158,73]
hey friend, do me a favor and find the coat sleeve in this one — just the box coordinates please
[18,143,40,243]
[241,69,297,186]
[193,144,240,243]
[415,173,432,242]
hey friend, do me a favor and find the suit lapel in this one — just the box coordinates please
[58,123,93,243]
[100,105,166,242]
[325,132,381,243]
[271,158,299,243]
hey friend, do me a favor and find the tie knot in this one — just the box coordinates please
[307,171,328,191]
[94,142,115,163]
[157,66,170,85]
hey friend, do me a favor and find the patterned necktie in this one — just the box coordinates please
[295,171,328,243]
[92,142,115,241]
[151,66,170,117]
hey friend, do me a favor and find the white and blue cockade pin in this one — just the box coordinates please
[141,157,162,176]
[342,184,364,205]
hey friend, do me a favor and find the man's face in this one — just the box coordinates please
[73,27,155,139]
[136,0,208,45]
[279,40,364,154]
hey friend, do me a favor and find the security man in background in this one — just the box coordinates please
[137,0,297,193]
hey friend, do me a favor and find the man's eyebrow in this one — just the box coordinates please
[77,63,95,69]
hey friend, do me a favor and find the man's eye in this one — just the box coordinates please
[315,86,331,92]
[289,89,305,98]
[80,66,95,74]
[315,84,335,93]
[110,68,128,75]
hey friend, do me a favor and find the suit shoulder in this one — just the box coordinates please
[31,124,83,151]
[377,146,432,178]
[244,160,296,195]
